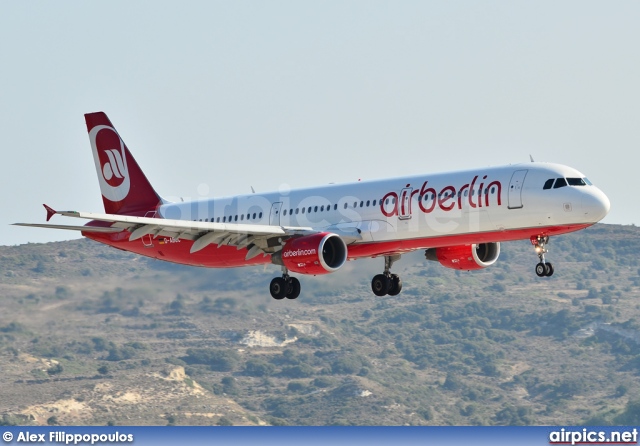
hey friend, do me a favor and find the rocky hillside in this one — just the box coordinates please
[1,224,639,426]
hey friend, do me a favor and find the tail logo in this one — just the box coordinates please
[89,125,131,203]
[102,149,126,182]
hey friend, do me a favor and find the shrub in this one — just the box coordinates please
[244,359,276,377]
[287,381,307,392]
[217,416,233,426]
[184,349,240,372]
[46,363,63,376]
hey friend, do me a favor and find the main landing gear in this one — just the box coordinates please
[371,255,403,296]
[270,268,301,300]
[532,235,554,277]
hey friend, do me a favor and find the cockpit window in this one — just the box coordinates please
[553,178,568,189]
[543,179,554,190]
[583,177,593,185]
[567,178,586,186]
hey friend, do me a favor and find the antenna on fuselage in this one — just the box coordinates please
[251,186,256,194]
[529,155,535,162]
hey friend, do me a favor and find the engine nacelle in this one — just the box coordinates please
[275,232,348,275]
[425,242,500,270]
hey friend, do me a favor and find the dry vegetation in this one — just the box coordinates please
[1,224,640,426]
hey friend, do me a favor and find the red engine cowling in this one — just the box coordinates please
[425,242,500,270]
[279,232,348,275]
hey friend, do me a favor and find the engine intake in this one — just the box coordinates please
[425,242,500,270]
[274,232,347,275]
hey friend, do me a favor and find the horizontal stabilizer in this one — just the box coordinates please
[13,223,123,233]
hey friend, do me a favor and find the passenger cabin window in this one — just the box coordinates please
[543,179,554,190]
[567,178,586,186]
[554,178,568,189]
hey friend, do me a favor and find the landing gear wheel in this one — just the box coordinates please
[372,274,391,296]
[286,277,301,300]
[532,236,555,278]
[270,277,287,300]
[388,274,403,296]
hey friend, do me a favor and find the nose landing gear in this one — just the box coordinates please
[270,268,301,300]
[532,235,554,277]
[371,255,402,296]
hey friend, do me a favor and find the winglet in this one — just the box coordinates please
[43,204,56,222]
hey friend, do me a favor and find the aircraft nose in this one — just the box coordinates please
[582,188,610,222]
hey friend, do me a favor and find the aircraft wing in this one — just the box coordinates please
[13,223,122,233]
[14,205,361,260]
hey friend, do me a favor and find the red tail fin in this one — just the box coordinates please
[85,112,161,216]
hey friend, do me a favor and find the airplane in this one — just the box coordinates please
[15,112,611,300]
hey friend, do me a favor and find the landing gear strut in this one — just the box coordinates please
[371,255,402,296]
[270,267,301,300]
[532,235,554,277]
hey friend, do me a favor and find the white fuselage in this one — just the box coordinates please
[159,162,610,248]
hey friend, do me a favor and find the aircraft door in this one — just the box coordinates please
[398,186,413,220]
[508,170,528,209]
[269,202,283,226]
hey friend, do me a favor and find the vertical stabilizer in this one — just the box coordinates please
[85,112,161,216]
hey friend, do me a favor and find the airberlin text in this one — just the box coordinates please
[283,248,317,258]
[381,175,502,218]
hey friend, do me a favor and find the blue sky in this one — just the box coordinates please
[1,1,638,246]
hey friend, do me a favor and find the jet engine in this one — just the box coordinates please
[425,242,500,270]
[273,232,348,275]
